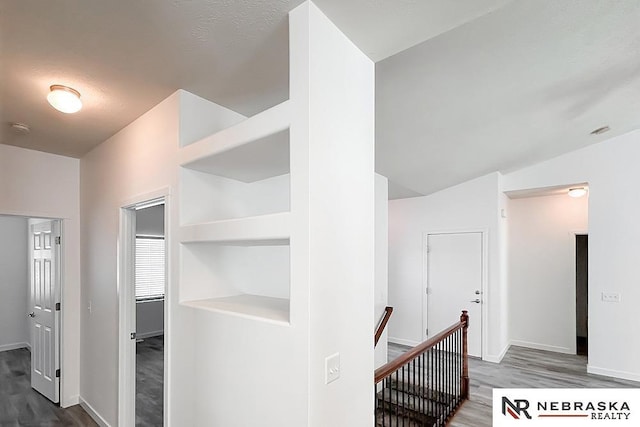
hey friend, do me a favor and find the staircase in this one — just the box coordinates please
[374,311,469,426]
[375,379,458,426]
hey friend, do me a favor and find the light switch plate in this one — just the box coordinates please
[325,352,340,384]
[602,292,621,303]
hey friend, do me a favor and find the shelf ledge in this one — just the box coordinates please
[179,100,291,182]
[181,294,290,325]
[179,212,290,245]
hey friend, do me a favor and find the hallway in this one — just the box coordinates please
[0,348,96,426]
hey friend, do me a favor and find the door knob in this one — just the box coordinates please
[470,299,481,304]
[28,312,35,318]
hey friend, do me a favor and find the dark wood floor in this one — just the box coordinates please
[136,335,164,427]
[0,347,97,427]
[389,343,640,427]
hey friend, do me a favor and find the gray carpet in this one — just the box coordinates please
[0,347,97,427]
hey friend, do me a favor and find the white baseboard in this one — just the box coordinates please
[389,337,420,348]
[61,394,80,408]
[137,330,164,339]
[80,397,111,427]
[0,342,29,352]
[587,365,640,382]
[510,340,573,355]
[484,342,511,363]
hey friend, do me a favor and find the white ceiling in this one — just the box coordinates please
[2,1,639,199]
[0,0,508,158]
[377,0,640,197]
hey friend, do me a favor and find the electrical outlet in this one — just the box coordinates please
[325,353,340,384]
[602,292,621,303]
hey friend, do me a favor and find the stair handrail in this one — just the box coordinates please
[375,310,469,399]
[374,306,394,347]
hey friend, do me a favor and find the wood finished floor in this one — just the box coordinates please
[136,335,164,427]
[0,338,164,427]
[0,347,97,427]
[389,343,640,427]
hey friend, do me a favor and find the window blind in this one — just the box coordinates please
[135,237,165,300]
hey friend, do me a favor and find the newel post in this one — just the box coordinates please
[460,310,470,400]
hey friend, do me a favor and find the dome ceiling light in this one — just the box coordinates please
[568,187,588,198]
[47,85,82,114]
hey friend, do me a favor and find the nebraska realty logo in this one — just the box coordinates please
[493,389,640,426]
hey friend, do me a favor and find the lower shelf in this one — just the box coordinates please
[181,294,290,325]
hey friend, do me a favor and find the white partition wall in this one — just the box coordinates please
[177,2,375,425]
[293,3,375,425]
[79,2,374,425]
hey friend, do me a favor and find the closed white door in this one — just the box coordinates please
[426,232,482,357]
[30,220,60,403]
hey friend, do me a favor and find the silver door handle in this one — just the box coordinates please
[28,312,35,318]
[470,299,481,304]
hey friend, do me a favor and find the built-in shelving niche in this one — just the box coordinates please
[180,240,290,324]
[178,100,292,323]
[179,100,291,225]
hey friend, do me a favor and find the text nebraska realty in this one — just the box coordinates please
[504,397,631,420]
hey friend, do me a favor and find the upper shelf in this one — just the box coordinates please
[179,100,291,183]
[179,212,290,245]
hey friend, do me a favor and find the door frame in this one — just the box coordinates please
[118,189,169,427]
[422,229,488,360]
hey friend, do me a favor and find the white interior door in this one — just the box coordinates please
[30,220,60,403]
[426,232,482,357]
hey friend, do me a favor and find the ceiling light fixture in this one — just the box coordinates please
[590,126,610,135]
[568,187,587,198]
[47,85,82,114]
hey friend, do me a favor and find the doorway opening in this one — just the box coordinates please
[0,215,62,404]
[575,234,588,356]
[118,196,167,426]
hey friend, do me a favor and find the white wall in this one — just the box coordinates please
[374,174,389,369]
[0,216,29,351]
[301,3,375,424]
[80,91,184,425]
[136,300,164,339]
[80,5,375,424]
[504,128,640,381]
[0,144,81,407]
[80,90,244,425]
[388,172,509,362]
[508,193,588,354]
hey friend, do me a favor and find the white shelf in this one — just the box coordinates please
[181,294,290,324]
[179,212,290,245]
[179,100,291,183]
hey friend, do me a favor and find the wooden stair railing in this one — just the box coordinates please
[375,306,394,347]
[374,310,469,426]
